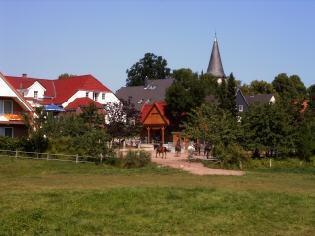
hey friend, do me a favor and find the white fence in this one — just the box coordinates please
[0,149,103,164]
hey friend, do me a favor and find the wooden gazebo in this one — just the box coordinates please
[141,101,170,144]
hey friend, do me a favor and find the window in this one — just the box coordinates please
[93,92,98,101]
[34,91,38,99]
[0,100,13,114]
[0,127,13,137]
[102,93,105,100]
[86,92,89,98]
[238,105,243,112]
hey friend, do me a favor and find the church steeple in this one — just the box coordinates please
[207,34,225,78]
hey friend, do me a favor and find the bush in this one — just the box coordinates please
[213,143,250,169]
[0,137,20,150]
[120,150,151,168]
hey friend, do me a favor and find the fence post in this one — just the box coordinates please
[100,153,103,164]
[47,153,49,161]
[269,158,272,168]
[15,150,18,159]
[76,154,79,164]
[36,152,39,159]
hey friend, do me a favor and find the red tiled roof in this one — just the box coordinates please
[65,97,103,111]
[140,101,169,125]
[5,74,112,105]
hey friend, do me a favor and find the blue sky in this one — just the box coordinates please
[1,0,314,91]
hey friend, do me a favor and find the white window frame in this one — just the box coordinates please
[239,105,243,112]
[0,127,13,137]
[93,92,98,101]
[0,100,13,114]
[34,91,38,99]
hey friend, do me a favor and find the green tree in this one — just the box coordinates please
[241,102,295,156]
[226,73,237,117]
[126,53,171,86]
[58,73,77,79]
[183,104,239,147]
[272,73,306,100]
[165,68,206,129]
[250,80,274,94]
[199,73,218,95]
[105,98,142,142]
[308,84,315,111]
[80,103,105,129]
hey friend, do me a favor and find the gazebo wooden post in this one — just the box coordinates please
[146,127,151,144]
[161,126,165,144]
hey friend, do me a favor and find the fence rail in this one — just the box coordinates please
[0,149,104,164]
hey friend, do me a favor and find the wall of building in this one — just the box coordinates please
[62,90,120,108]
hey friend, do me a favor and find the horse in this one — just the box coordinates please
[154,144,167,158]
[204,142,212,159]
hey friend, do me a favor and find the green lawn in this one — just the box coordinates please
[0,157,314,235]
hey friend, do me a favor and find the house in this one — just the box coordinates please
[5,74,120,111]
[236,89,276,113]
[116,78,174,110]
[0,73,33,137]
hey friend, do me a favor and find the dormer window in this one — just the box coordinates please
[34,91,38,99]
[86,92,89,98]
[102,93,105,100]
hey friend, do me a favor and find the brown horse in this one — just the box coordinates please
[154,144,167,158]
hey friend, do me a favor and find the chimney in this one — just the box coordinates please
[22,73,27,78]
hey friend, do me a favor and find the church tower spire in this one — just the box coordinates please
[206,34,225,78]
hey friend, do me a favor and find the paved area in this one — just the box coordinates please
[151,151,245,176]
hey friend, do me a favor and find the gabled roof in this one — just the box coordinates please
[207,36,226,78]
[245,94,274,105]
[65,97,103,111]
[5,74,112,105]
[116,78,174,110]
[0,72,33,112]
[140,101,170,125]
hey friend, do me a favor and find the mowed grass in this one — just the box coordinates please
[0,157,315,235]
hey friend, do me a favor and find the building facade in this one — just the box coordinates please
[0,73,33,138]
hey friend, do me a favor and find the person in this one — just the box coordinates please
[175,140,181,157]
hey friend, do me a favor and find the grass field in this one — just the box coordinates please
[0,157,315,235]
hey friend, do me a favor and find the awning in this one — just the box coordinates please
[44,104,65,112]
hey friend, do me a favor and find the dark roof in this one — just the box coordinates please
[245,94,274,105]
[206,37,225,78]
[115,78,174,110]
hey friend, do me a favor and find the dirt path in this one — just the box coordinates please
[151,151,245,176]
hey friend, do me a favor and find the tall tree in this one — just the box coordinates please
[226,73,237,117]
[165,68,206,129]
[126,53,171,86]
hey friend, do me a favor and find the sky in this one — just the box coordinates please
[0,0,314,92]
